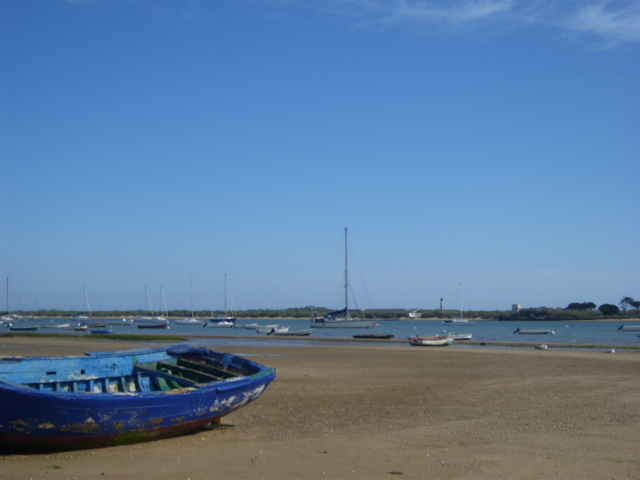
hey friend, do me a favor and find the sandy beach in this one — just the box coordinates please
[0,337,638,480]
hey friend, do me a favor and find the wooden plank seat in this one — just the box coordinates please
[176,357,237,380]
[133,365,198,390]
[155,361,221,384]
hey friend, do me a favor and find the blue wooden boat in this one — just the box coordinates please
[0,344,276,452]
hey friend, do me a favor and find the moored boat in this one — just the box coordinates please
[269,329,313,336]
[442,319,475,325]
[137,322,169,330]
[617,325,640,331]
[108,318,134,326]
[310,228,374,329]
[261,326,289,334]
[408,336,453,346]
[174,318,204,326]
[442,283,475,325]
[90,327,114,334]
[514,328,555,335]
[0,344,276,452]
[203,320,234,328]
[353,334,395,339]
[438,333,473,340]
[208,274,237,324]
[255,325,281,333]
[40,322,71,329]
[7,325,38,332]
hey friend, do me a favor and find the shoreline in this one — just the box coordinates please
[2,331,639,351]
[7,316,640,322]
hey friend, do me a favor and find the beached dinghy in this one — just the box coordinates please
[437,333,473,340]
[353,334,395,339]
[269,329,313,336]
[0,344,276,452]
[408,336,453,346]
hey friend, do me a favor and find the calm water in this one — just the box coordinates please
[12,317,640,349]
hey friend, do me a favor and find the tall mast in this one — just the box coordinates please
[459,282,463,319]
[224,273,228,316]
[5,277,8,314]
[344,228,348,314]
[190,275,194,318]
[161,286,168,316]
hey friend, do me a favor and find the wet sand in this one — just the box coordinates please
[0,337,638,480]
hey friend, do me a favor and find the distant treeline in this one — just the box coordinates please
[5,299,638,320]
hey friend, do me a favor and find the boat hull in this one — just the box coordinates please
[271,329,312,336]
[618,325,640,331]
[136,323,168,329]
[443,320,475,325]
[310,319,374,328]
[514,328,555,334]
[203,321,234,328]
[353,334,395,339]
[0,345,275,452]
[255,325,281,333]
[408,336,453,346]
[174,319,205,326]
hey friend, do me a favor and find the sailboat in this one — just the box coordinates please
[1,277,23,322]
[1,277,12,323]
[310,228,374,329]
[207,274,237,325]
[75,283,91,320]
[176,276,204,325]
[135,284,168,325]
[443,283,475,325]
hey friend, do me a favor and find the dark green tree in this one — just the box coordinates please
[567,302,596,310]
[599,303,620,316]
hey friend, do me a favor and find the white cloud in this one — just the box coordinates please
[267,0,640,46]
[567,2,640,44]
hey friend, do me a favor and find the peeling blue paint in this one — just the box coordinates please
[0,344,275,452]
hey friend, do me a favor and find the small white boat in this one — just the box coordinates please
[441,333,472,340]
[255,325,280,333]
[408,336,453,347]
[242,323,260,329]
[174,318,204,326]
[109,318,134,326]
[203,321,234,328]
[259,326,289,334]
[270,329,312,336]
[40,322,71,329]
[514,328,555,335]
[617,325,640,331]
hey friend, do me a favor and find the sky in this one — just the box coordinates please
[1,0,638,313]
